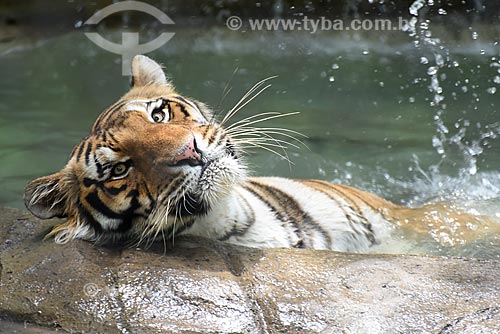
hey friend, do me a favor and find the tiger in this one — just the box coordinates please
[23,55,498,252]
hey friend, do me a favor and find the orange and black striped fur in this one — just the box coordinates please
[24,55,497,251]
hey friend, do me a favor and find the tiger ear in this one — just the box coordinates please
[24,172,67,219]
[131,55,169,87]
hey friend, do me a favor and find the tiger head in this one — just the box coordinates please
[24,55,246,244]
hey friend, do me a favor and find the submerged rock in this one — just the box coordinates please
[0,206,499,333]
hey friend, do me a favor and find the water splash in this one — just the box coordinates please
[406,0,500,181]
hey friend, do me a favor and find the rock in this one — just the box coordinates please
[0,206,499,333]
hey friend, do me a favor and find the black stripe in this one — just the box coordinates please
[84,141,92,166]
[305,180,376,245]
[201,125,211,137]
[336,184,391,223]
[246,180,333,248]
[306,180,364,223]
[116,190,142,232]
[107,131,117,144]
[92,100,128,133]
[175,102,190,118]
[244,182,303,247]
[75,141,86,161]
[94,159,108,178]
[213,132,226,148]
[78,204,103,234]
[84,189,141,233]
[190,100,203,114]
[105,184,127,196]
[174,96,207,121]
[141,181,155,216]
[244,184,287,221]
[207,130,219,145]
[85,192,123,220]
[174,96,189,104]
[83,177,97,188]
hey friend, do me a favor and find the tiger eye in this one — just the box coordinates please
[151,110,165,123]
[112,163,128,177]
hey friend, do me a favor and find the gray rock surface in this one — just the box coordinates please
[0,206,499,333]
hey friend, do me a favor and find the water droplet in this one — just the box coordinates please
[74,20,83,28]
[420,21,429,30]
[379,81,384,87]
[420,57,429,64]
[362,50,370,55]
[427,66,438,75]
[480,49,485,55]
[409,0,425,16]
[493,76,500,84]
[320,71,327,78]
[472,31,478,40]
[461,86,468,93]
[328,76,335,82]
[435,54,444,66]
[438,8,447,15]
[452,60,460,67]
[487,87,497,94]
[331,63,339,70]
[409,97,415,103]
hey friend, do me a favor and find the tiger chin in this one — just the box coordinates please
[24,55,497,252]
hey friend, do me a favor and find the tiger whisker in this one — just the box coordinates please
[223,111,283,130]
[227,128,307,144]
[216,66,238,111]
[225,76,274,117]
[234,139,301,151]
[220,84,272,127]
[231,132,302,147]
[226,112,300,132]
[220,76,277,126]
[241,142,294,165]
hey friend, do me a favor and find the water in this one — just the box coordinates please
[0,21,499,257]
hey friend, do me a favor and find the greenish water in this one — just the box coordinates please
[1,28,499,257]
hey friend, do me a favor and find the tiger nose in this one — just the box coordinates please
[173,137,203,166]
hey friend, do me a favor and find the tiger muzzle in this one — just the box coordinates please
[172,137,203,167]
